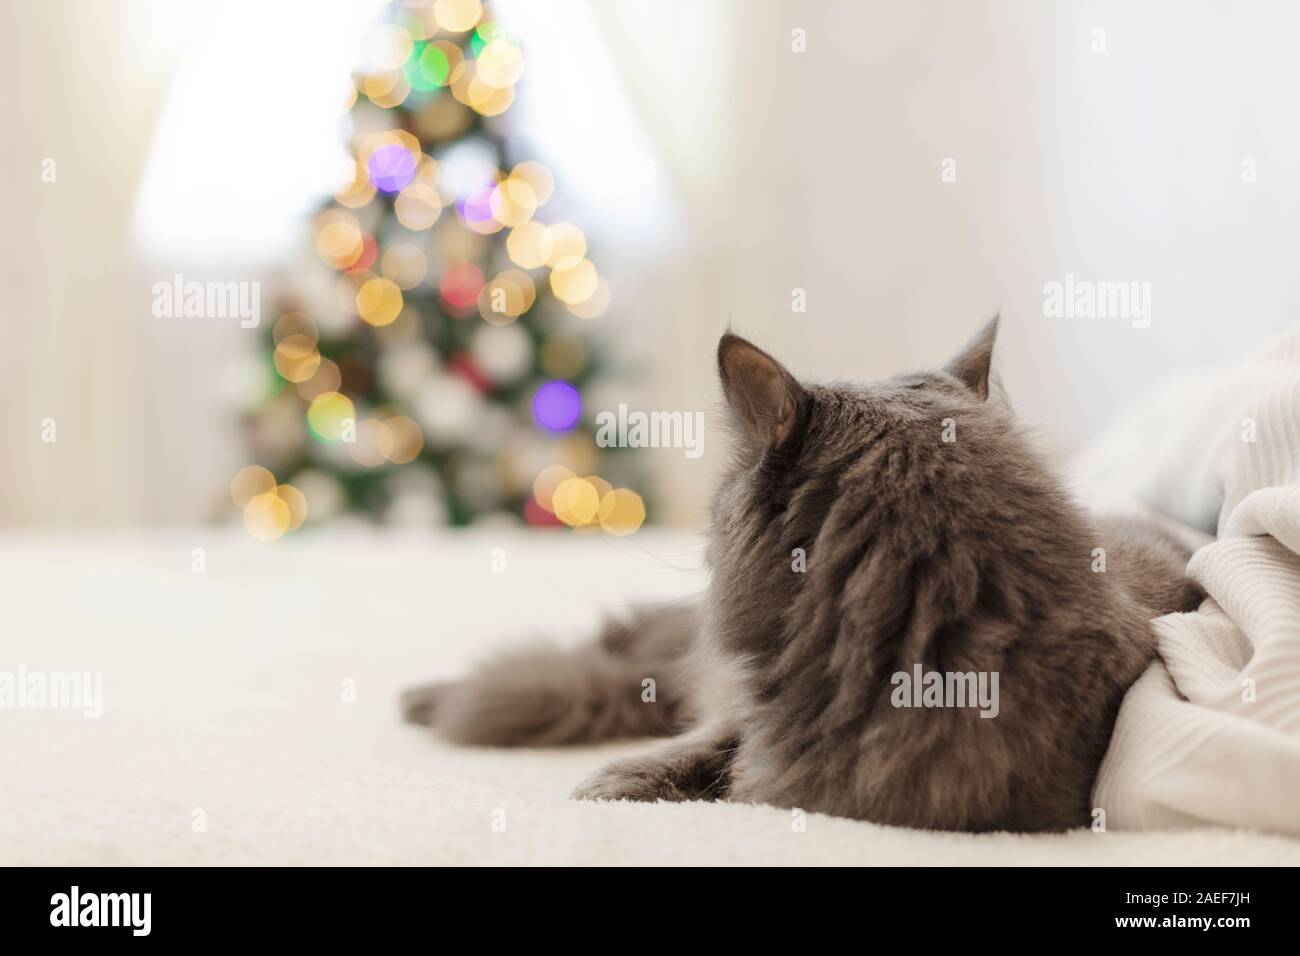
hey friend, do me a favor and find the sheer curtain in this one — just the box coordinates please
[0,0,191,525]
[0,0,377,525]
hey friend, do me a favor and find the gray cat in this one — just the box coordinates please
[401,319,1202,831]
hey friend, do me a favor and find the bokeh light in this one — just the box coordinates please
[506,221,554,269]
[307,391,356,441]
[532,464,574,514]
[545,222,586,270]
[274,483,309,531]
[477,268,535,324]
[244,491,290,541]
[433,0,483,33]
[273,311,318,345]
[386,415,424,463]
[552,475,600,527]
[395,181,442,230]
[297,357,342,402]
[549,259,598,305]
[532,380,581,432]
[274,334,322,384]
[510,161,555,205]
[472,323,533,384]
[489,176,537,227]
[333,159,377,209]
[314,210,364,270]
[438,261,485,315]
[230,465,276,508]
[476,37,525,88]
[356,277,405,326]
[368,143,417,193]
[566,276,612,319]
[599,488,646,535]
[348,418,395,468]
[364,24,415,72]
[239,0,640,534]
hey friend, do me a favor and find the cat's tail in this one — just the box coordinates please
[400,602,698,746]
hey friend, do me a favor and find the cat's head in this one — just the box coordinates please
[715,317,1001,467]
[705,318,1076,650]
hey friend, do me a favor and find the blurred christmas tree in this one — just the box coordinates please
[234,0,648,539]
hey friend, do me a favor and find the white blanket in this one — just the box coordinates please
[1080,328,1300,835]
[4,529,1299,864]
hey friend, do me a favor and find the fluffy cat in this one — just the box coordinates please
[401,319,1202,831]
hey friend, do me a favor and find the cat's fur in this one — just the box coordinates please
[401,319,1202,831]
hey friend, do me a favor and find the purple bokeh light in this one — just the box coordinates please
[533,380,582,433]
[368,144,417,193]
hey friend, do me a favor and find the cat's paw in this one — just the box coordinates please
[398,682,450,726]
[571,760,684,803]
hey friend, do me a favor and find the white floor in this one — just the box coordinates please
[3,529,1297,866]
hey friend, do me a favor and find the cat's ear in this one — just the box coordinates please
[943,316,999,400]
[717,333,806,448]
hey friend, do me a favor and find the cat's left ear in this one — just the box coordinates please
[943,315,999,400]
[717,332,807,448]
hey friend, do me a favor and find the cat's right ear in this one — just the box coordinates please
[717,333,807,449]
[943,315,999,401]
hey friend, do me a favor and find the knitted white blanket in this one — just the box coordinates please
[1079,328,1300,835]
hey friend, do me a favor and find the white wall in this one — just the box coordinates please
[589,0,1300,524]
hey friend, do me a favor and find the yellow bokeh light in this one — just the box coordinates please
[395,182,442,231]
[552,476,601,527]
[363,70,411,108]
[489,176,537,228]
[356,277,405,327]
[599,488,646,536]
[314,210,364,270]
[549,258,599,305]
[244,491,290,541]
[545,222,586,270]
[506,221,553,269]
[334,159,377,209]
[273,334,322,384]
[386,415,424,464]
[274,483,309,531]
[584,475,613,503]
[476,37,524,88]
[567,276,612,319]
[307,391,356,441]
[511,161,554,205]
[230,465,276,509]
[433,0,483,33]
[532,464,574,514]
[468,80,514,117]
